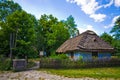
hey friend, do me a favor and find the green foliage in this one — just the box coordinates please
[110,16,120,57]
[37,14,70,55]
[2,10,37,58]
[0,55,12,71]
[0,1,80,59]
[0,0,22,56]
[50,53,69,60]
[112,39,120,56]
[46,22,70,53]
[100,17,120,57]
[16,11,36,58]
[100,32,113,45]
[78,56,83,61]
[15,40,37,58]
[0,1,38,59]
[62,15,79,37]
[0,0,22,21]
[110,16,120,40]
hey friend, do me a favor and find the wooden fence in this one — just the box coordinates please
[39,58,120,69]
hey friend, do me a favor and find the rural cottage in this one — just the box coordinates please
[56,30,114,60]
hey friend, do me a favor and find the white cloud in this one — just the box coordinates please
[90,13,106,22]
[66,0,120,22]
[67,0,106,22]
[104,15,120,28]
[77,24,98,34]
[114,0,120,7]
[66,0,99,15]
[80,0,99,15]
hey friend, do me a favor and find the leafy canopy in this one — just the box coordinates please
[110,17,120,40]
[0,0,22,22]
[100,32,113,45]
[110,16,120,56]
[37,14,70,55]
[62,15,79,37]
[0,0,22,56]
[7,10,37,58]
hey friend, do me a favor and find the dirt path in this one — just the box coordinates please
[0,70,98,80]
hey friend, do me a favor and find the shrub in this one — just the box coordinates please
[50,53,69,60]
[0,55,12,71]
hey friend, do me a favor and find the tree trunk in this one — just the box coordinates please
[10,33,12,60]
[10,32,15,60]
[14,27,18,48]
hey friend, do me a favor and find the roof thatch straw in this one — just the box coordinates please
[56,30,114,53]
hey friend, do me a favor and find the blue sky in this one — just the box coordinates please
[14,0,120,35]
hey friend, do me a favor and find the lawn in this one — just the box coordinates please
[39,67,120,79]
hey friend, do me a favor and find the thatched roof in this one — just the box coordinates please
[56,30,114,53]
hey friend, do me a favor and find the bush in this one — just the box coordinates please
[0,55,12,71]
[49,53,69,60]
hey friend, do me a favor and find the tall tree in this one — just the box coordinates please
[63,15,78,37]
[38,14,58,54]
[3,10,37,58]
[0,0,22,57]
[37,14,69,55]
[110,16,120,57]
[46,21,70,53]
[110,16,120,40]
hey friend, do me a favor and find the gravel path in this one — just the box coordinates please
[0,70,98,80]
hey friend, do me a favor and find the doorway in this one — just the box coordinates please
[92,52,98,58]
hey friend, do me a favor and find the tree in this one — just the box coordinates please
[0,29,9,55]
[46,21,70,53]
[110,16,120,57]
[110,16,120,40]
[112,39,120,56]
[3,10,37,58]
[37,14,69,55]
[0,0,22,57]
[37,14,56,55]
[100,32,113,45]
[0,0,22,22]
[62,15,78,37]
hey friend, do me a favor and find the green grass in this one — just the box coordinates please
[39,67,120,79]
